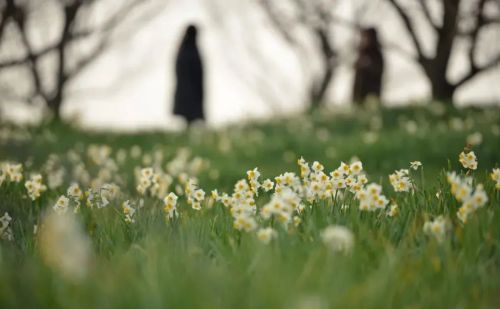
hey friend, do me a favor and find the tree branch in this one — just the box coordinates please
[0,43,54,69]
[418,0,439,31]
[259,0,300,46]
[381,40,418,62]
[483,16,500,24]
[387,0,427,62]
[0,8,9,44]
[66,36,109,79]
[65,0,146,79]
[455,53,500,87]
[467,0,487,76]
[10,5,46,101]
[330,14,361,31]
[0,0,144,70]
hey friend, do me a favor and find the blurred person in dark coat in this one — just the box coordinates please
[173,25,204,124]
[352,27,384,104]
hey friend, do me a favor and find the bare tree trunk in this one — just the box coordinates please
[310,65,334,108]
[387,0,500,104]
[48,93,63,120]
[47,2,80,121]
[429,74,456,102]
[429,0,460,102]
[309,27,335,108]
[0,0,155,122]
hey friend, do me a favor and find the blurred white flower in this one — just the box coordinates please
[387,204,399,217]
[292,295,328,309]
[320,225,354,254]
[362,131,378,144]
[38,211,92,282]
[410,161,422,170]
[67,183,83,200]
[163,192,178,219]
[450,118,464,131]
[405,120,418,135]
[256,227,277,244]
[423,216,449,243]
[233,214,257,232]
[53,195,70,215]
[466,132,483,146]
[122,200,136,223]
[491,168,500,190]
[0,212,13,241]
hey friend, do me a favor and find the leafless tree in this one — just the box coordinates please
[260,0,338,108]
[385,0,500,102]
[0,0,162,121]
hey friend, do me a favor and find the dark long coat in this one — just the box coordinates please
[353,28,384,104]
[173,26,204,123]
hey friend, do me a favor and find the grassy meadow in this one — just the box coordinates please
[0,104,500,308]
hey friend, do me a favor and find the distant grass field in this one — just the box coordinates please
[0,104,499,308]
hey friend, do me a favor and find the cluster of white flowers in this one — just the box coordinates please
[163,192,178,219]
[447,172,488,223]
[233,213,257,233]
[87,144,112,166]
[136,167,155,195]
[389,169,412,192]
[0,162,23,184]
[261,186,301,226]
[122,200,136,224]
[211,173,262,232]
[166,148,209,177]
[299,158,367,202]
[210,158,383,240]
[257,227,277,244]
[320,225,354,254]
[247,168,261,195]
[24,174,47,200]
[184,178,205,210]
[300,159,329,201]
[43,154,66,189]
[423,216,449,243]
[84,188,109,209]
[230,178,258,232]
[5,144,498,252]
[86,145,122,189]
[355,183,389,211]
[0,212,13,241]
[150,172,173,198]
[43,145,125,192]
[136,167,173,198]
[53,182,118,214]
[491,168,500,189]
[459,151,477,170]
[100,183,120,204]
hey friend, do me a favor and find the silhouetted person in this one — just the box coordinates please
[173,25,204,124]
[353,27,384,104]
